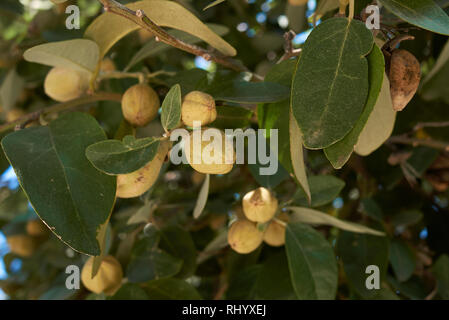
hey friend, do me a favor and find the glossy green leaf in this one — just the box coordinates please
[285,222,338,300]
[208,81,290,104]
[390,239,416,282]
[193,174,210,219]
[161,84,181,132]
[23,39,99,73]
[354,73,396,156]
[145,278,202,300]
[265,59,297,87]
[84,0,236,58]
[293,175,345,207]
[288,206,385,236]
[211,105,253,129]
[337,225,390,298]
[324,44,385,168]
[432,254,449,299]
[378,0,449,35]
[108,283,149,300]
[291,17,373,149]
[127,237,183,283]
[1,112,116,255]
[125,24,229,71]
[86,136,160,175]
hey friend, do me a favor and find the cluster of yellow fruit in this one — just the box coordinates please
[6,219,49,257]
[227,187,288,254]
[81,255,123,296]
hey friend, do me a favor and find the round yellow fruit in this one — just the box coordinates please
[100,58,116,73]
[263,213,289,247]
[242,187,278,223]
[116,140,170,198]
[181,91,217,127]
[81,255,123,295]
[186,128,235,175]
[26,219,48,237]
[288,0,308,6]
[44,67,90,102]
[121,84,160,127]
[6,235,37,257]
[227,220,263,254]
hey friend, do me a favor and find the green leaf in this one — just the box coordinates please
[288,206,385,236]
[204,0,226,10]
[161,84,181,132]
[324,44,385,169]
[293,175,345,207]
[378,0,449,35]
[354,73,396,156]
[125,24,229,71]
[23,39,99,73]
[432,254,449,299]
[86,136,160,175]
[291,17,373,149]
[390,239,416,282]
[264,59,297,87]
[84,0,236,59]
[391,210,423,227]
[359,198,384,222]
[208,81,290,104]
[0,68,25,112]
[145,278,202,300]
[285,222,338,300]
[193,174,210,219]
[289,109,311,203]
[127,237,183,283]
[159,225,197,279]
[291,18,374,149]
[211,105,253,129]
[337,226,390,298]
[1,112,116,255]
[108,283,149,300]
[421,39,449,103]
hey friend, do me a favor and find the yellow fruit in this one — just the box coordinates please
[227,220,263,254]
[116,140,170,198]
[263,213,289,247]
[121,84,160,127]
[100,58,116,73]
[242,187,278,223]
[288,0,308,6]
[6,109,25,122]
[81,255,123,295]
[186,128,235,175]
[181,91,217,127]
[389,49,421,112]
[6,235,37,257]
[26,219,48,237]
[44,67,90,102]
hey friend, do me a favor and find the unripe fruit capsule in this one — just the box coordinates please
[263,213,289,247]
[181,91,217,127]
[186,128,235,175]
[389,49,421,111]
[81,255,123,295]
[242,187,278,223]
[227,220,263,254]
[44,67,90,102]
[121,84,160,127]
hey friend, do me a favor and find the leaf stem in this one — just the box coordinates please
[348,0,354,21]
[0,92,122,134]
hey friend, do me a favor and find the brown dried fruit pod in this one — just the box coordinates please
[388,49,421,112]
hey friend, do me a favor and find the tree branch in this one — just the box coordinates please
[277,30,302,64]
[0,92,122,134]
[97,0,249,73]
[388,135,449,152]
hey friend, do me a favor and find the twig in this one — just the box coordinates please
[98,0,248,73]
[277,30,302,64]
[0,92,122,134]
[388,135,449,152]
[97,70,174,82]
[414,121,449,131]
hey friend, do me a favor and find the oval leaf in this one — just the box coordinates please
[23,39,99,73]
[378,0,449,35]
[293,175,345,207]
[86,135,160,175]
[291,17,373,149]
[285,222,338,300]
[161,84,182,132]
[145,278,202,300]
[1,112,116,255]
[287,206,385,236]
[85,0,236,58]
[193,173,210,219]
[324,44,385,169]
